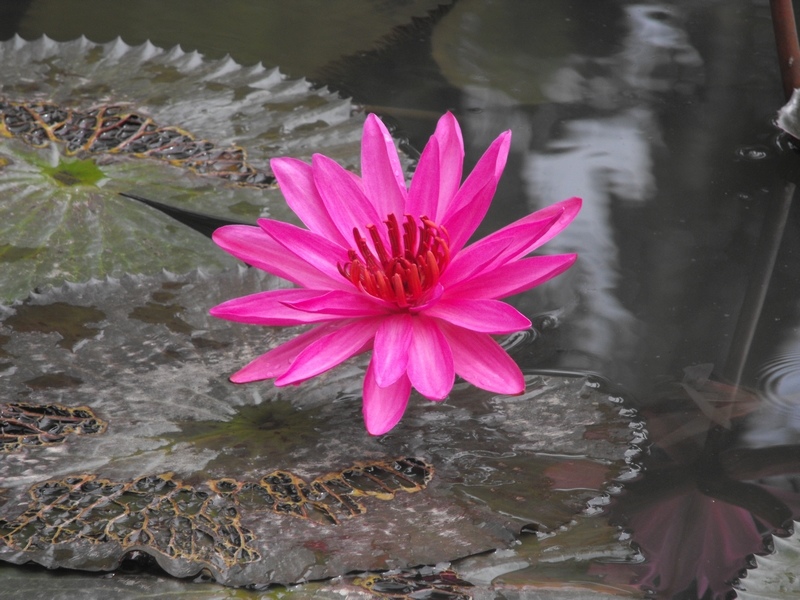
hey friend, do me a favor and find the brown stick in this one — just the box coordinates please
[772,0,800,100]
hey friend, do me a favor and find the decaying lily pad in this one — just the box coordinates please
[0,35,367,302]
[355,568,474,598]
[0,401,106,452]
[0,269,641,586]
[1,99,274,187]
[0,457,431,576]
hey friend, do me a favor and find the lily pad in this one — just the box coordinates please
[736,522,800,599]
[11,0,451,80]
[0,561,475,600]
[456,517,641,597]
[0,268,640,586]
[0,35,368,301]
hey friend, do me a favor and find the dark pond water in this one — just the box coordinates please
[3,0,800,598]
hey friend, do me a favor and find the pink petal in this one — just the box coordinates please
[211,289,349,326]
[257,218,351,287]
[431,112,464,217]
[270,157,347,246]
[275,318,380,385]
[363,361,411,435]
[407,316,454,400]
[441,130,512,252]
[284,290,391,317]
[212,224,342,290]
[406,135,440,219]
[437,321,525,394]
[361,114,407,218]
[422,298,531,334]
[311,153,384,242]
[517,197,582,254]
[373,313,413,387]
[447,254,578,300]
[408,112,465,219]
[412,282,444,311]
[230,323,339,383]
[441,210,563,288]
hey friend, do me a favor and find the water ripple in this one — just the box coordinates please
[758,351,800,412]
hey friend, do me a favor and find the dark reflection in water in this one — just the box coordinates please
[5,0,800,598]
[596,374,800,599]
[318,1,800,598]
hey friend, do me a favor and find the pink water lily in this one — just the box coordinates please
[211,112,580,434]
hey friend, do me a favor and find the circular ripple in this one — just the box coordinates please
[758,351,800,412]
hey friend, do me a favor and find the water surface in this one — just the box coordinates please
[3,1,800,598]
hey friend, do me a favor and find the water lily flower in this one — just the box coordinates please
[210,112,580,434]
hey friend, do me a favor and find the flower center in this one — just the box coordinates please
[338,214,451,307]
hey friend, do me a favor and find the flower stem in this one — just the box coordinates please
[771,0,800,100]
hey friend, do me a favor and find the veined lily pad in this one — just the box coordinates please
[0,35,367,302]
[0,268,641,586]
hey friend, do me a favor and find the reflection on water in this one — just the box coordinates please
[756,347,800,437]
[3,0,800,598]
[454,2,706,389]
[353,1,800,598]
[600,371,800,599]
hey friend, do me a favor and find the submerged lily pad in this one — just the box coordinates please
[0,268,640,586]
[0,35,368,301]
[431,0,574,105]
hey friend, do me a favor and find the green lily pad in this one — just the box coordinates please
[0,35,368,302]
[0,269,640,587]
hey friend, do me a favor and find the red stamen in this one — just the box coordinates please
[362,269,377,296]
[375,271,391,300]
[387,213,403,257]
[403,216,417,256]
[367,224,390,267]
[426,250,439,284]
[339,214,450,308]
[407,264,422,297]
[391,273,408,307]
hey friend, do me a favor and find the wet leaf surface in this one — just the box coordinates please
[736,521,800,599]
[0,269,639,586]
[432,513,640,598]
[0,36,369,302]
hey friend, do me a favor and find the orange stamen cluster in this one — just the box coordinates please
[339,214,451,307]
